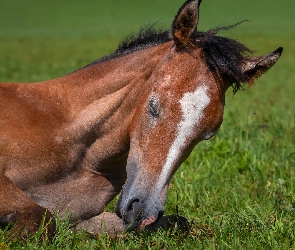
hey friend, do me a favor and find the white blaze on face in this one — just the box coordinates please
[156,85,210,191]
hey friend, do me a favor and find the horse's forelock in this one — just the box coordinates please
[194,23,253,94]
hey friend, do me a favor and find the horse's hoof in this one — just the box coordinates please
[75,212,124,237]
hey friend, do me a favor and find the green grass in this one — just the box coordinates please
[0,0,295,249]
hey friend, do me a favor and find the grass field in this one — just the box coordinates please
[0,0,294,249]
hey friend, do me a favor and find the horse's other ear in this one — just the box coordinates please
[241,47,283,80]
[172,0,202,50]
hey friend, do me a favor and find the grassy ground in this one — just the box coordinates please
[0,0,294,249]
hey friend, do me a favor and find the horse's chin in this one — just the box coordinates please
[138,215,157,230]
[139,212,164,231]
[122,210,164,232]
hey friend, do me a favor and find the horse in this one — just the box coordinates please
[0,0,282,239]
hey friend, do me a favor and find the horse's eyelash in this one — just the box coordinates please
[149,99,160,118]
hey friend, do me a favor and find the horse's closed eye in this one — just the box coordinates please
[149,98,160,118]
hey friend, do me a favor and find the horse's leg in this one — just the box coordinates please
[0,174,55,240]
[75,212,190,237]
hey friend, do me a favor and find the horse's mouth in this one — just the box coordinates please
[138,215,157,231]
[124,211,164,231]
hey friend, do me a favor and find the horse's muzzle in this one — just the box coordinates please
[116,159,168,230]
[115,193,164,231]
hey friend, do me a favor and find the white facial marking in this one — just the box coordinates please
[156,85,210,191]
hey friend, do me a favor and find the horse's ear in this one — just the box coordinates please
[172,0,202,49]
[241,47,283,79]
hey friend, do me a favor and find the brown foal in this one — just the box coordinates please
[0,0,282,238]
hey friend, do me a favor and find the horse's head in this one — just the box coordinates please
[116,0,282,230]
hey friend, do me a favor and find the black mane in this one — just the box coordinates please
[85,23,253,93]
[85,24,170,66]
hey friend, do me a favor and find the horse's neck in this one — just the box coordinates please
[50,43,170,141]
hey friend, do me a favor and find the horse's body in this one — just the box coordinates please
[1,43,169,218]
[0,0,282,238]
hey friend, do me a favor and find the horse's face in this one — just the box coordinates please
[118,47,225,229]
[116,0,282,230]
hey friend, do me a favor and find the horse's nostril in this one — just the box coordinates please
[127,199,140,211]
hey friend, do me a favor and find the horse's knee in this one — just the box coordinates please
[1,205,56,240]
[0,174,56,240]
